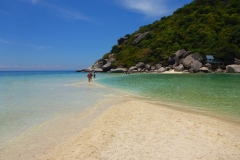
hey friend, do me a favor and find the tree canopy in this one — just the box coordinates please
[100,0,240,68]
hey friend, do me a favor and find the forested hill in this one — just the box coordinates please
[99,0,240,68]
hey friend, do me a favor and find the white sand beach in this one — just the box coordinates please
[39,100,240,160]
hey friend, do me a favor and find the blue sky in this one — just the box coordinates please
[0,0,193,71]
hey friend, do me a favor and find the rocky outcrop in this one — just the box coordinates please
[226,65,240,73]
[132,32,151,45]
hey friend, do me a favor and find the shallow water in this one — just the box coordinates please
[97,73,240,123]
[0,71,117,151]
[0,71,240,154]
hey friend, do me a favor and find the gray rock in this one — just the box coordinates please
[182,51,192,58]
[215,68,223,73]
[151,66,156,70]
[158,67,166,72]
[132,32,151,45]
[129,66,137,71]
[174,57,180,67]
[190,60,202,72]
[93,62,103,69]
[199,67,209,73]
[109,58,116,63]
[226,65,240,73]
[174,49,186,58]
[192,53,204,63]
[102,62,112,72]
[205,63,211,69]
[174,64,184,72]
[182,55,195,69]
[145,64,151,70]
[136,62,145,68]
[155,64,162,69]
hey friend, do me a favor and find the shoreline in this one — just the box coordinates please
[1,80,240,159]
[40,99,240,160]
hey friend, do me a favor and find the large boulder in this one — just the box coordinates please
[158,67,167,72]
[102,62,112,72]
[226,65,240,73]
[174,64,184,72]
[182,55,195,69]
[182,54,203,72]
[192,53,204,63]
[190,60,202,72]
[174,49,186,58]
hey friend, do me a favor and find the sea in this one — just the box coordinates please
[0,71,240,157]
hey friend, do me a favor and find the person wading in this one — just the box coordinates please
[87,72,93,82]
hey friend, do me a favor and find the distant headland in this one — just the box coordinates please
[77,0,240,74]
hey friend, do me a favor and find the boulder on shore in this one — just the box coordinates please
[226,65,240,73]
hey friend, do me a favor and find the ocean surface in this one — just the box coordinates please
[0,71,240,153]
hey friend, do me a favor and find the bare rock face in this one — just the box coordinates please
[132,32,151,45]
[129,66,138,71]
[226,65,240,73]
[102,62,112,72]
[182,55,195,69]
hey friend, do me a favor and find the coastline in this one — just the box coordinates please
[40,99,240,160]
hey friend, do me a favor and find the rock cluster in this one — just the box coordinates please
[77,49,240,74]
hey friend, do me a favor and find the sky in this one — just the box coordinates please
[0,0,193,71]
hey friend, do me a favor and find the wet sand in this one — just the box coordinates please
[40,100,240,160]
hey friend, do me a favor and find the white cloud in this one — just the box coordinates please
[116,0,170,17]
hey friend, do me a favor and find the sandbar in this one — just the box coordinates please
[40,100,240,160]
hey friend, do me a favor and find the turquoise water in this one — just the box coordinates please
[97,73,240,123]
[0,71,116,151]
[1,71,240,152]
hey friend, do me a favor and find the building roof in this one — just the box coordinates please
[206,55,214,59]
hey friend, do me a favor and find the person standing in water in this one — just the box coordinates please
[87,72,92,82]
[93,72,96,78]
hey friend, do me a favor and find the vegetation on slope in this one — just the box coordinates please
[101,0,240,68]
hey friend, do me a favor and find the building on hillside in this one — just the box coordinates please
[205,55,225,70]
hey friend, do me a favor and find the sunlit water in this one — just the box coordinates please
[97,73,240,123]
[0,71,240,153]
